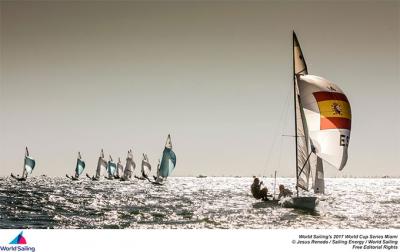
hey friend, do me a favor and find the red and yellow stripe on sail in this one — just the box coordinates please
[313,91,351,130]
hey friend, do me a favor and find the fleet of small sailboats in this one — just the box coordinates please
[12,135,177,184]
[285,32,351,210]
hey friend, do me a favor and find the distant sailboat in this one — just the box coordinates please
[66,152,85,180]
[136,153,152,181]
[11,147,36,181]
[106,155,117,180]
[283,32,351,210]
[153,134,177,185]
[120,150,135,181]
[86,149,107,181]
[114,158,124,179]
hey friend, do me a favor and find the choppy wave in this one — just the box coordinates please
[0,177,399,229]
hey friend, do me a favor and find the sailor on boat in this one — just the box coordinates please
[278,184,293,199]
[251,177,270,201]
[11,147,36,182]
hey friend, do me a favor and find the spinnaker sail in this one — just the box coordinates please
[297,75,351,171]
[75,152,86,178]
[159,134,177,178]
[23,147,35,178]
[24,156,36,177]
[12,147,35,181]
[107,155,117,179]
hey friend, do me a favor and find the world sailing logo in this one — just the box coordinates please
[0,232,36,252]
[9,232,27,245]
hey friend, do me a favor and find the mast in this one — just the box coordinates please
[292,31,299,197]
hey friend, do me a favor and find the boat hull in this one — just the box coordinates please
[282,196,318,211]
[11,173,26,182]
[252,199,280,209]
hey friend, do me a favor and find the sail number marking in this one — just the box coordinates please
[340,135,350,147]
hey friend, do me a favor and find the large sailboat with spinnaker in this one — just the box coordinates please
[281,32,352,210]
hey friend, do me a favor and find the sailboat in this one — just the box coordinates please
[86,149,107,181]
[11,147,36,181]
[120,149,135,181]
[66,152,86,180]
[114,157,124,179]
[285,31,351,210]
[135,153,152,180]
[106,155,117,180]
[153,134,177,185]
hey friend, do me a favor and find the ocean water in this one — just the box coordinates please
[0,177,399,229]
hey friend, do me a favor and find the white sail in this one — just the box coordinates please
[95,150,107,179]
[310,153,325,194]
[95,156,107,179]
[293,32,311,191]
[165,135,172,149]
[293,32,308,75]
[116,158,124,177]
[122,150,135,180]
[141,154,151,178]
[295,82,311,191]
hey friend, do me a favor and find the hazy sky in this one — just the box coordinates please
[1,1,399,177]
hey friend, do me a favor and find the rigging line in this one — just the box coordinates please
[263,82,292,176]
[297,151,313,178]
[276,84,293,176]
[282,134,305,137]
[295,68,307,75]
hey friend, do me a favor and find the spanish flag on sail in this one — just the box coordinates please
[313,91,351,130]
